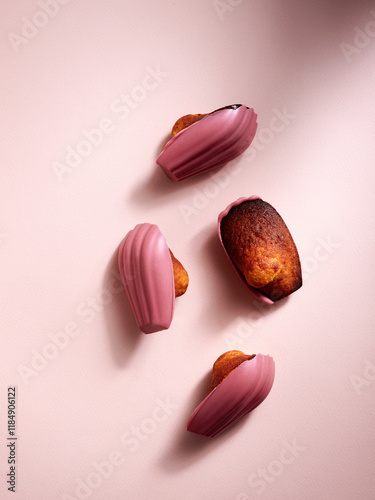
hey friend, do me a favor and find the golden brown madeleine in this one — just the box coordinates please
[220,198,302,301]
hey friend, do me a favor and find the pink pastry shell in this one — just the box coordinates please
[156,105,258,182]
[187,354,275,438]
[118,223,175,333]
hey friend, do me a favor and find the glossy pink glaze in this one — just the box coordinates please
[218,196,274,305]
[118,223,175,333]
[187,354,275,438]
[156,105,257,182]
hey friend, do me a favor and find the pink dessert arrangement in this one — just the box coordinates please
[118,223,188,333]
[187,350,275,437]
[115,102,305,438]
[156,104,257,182]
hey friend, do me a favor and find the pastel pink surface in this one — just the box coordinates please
[2,1,375,499]
[218,196,275,305]
[118,223,175,333]
[156,105,258,182]
[187,354,275,438]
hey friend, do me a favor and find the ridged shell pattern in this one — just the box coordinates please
[156,105,258,182]
[217,196,275,305]
[118,223,175,333]
[187,354,275,438]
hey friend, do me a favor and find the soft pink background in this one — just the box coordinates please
[1,1,375,499]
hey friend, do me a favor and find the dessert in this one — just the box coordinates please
[118,223,188,333]
[156,104,257,182]
[218,197,302,302]
[187,350,275,437]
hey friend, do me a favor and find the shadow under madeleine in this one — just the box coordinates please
[158,367,254,472]
[102,243,144,368]
[189,226,288,337]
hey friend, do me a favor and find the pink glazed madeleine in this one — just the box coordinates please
[118,223,188,333]
[187,351,275,438]
[157,105,258,182]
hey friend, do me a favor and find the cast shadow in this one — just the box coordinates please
[102,245,144,367]
[159,368,252,472]
[194,228,288,333]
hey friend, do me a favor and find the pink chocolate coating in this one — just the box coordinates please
[118,223,175,333]
[156,105,258,182]
[218,196,274,305]
[187,354,275,438]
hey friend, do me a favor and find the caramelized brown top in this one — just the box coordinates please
[220,199,302,301]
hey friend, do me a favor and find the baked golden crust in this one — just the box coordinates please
[207,350,256,395]
[169,250,189,297]
[171,113,207,137]
[220,199,302,301]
